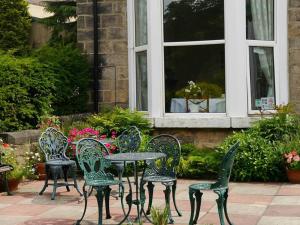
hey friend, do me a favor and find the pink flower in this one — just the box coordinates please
[291,150,298,156]
[287,158,292,163]
[100,134,107,139]
[294,155,300,161]
[105,143,111,148]
[2,143,9,148]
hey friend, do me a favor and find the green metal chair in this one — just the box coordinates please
[188,142,239,225]
[39,127,82,200]
[141,134,182,224]
[113,126,141,195]
[0,147,13,195]
[75,138,125,225]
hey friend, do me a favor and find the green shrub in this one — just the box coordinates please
[0,0,31,54]
[178,144,220,179]
[0,53,55,131]
[151,207,168,225]
[217,131,286,182]
[87,107,152,136]
[33,44,89,115]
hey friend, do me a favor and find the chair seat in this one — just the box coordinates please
[0,165,13,173]
[86,179,120,187]
[189,182,228,191]
[143,175,176,183]
[46,160,75,166]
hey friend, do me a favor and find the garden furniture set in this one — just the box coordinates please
[36,127,239,225]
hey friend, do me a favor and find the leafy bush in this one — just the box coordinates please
[0,0,31,54]
[87,107,152,136]
[33,44,89,115]
[178,144,220,179]
[0,53,55,131]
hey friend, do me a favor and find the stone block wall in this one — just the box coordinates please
[77,0,128,110]
[289,0,300,112]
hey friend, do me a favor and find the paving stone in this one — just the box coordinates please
[199,212,260,225]
[210,202,267,216]
[0,215,32,225]
[271,196,300,205]
[264,205,300,217]
[257,216,300,225]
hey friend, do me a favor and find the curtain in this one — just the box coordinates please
[136,51,148,111]
[250,0,274,97]
[135,0,147,46]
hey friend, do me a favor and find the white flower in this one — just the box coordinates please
[185,89,191,93]
[35,153,39,156]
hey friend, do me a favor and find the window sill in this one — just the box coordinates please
[152,116,261,128]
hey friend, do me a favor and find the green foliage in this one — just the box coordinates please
[151,207,168,225]
[33,44,89,115]
[0,0,31,54]
[178,144,220,179]
[87,107,152,136]
[23,143,45,179]
[41,0,77,44]
[0,52,55,132]
[217,131,286,182]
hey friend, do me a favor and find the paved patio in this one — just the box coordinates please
[1,179,300,225]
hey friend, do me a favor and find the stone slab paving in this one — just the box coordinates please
[1,180,300,224]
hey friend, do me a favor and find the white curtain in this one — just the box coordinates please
[136,51,148,111]
[250,0,274,97]
[135,0,147,46]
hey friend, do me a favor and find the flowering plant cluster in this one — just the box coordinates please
[67,127,118,157]
[176,81,223,100]
[284,149,300,170]
[23,144,45,179]
[0,139,24,180]
[37,116,61,131]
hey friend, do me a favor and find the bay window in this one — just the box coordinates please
[128,0,288,127]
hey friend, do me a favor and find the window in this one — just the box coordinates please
[128,0,288,127]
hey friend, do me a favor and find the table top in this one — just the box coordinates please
[105,152,166,162]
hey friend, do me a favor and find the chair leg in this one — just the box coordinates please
[146,181,154,215]
[51,166,60,200]
[104,186,112,219]
[189,188,196,225]
[72,164,83,196]
[224,189,234,225]
[39,164,49,195]
[172,180,182,216]
[76,185,88,225]
[62,166,70,192]
[3,172,12,196]
[214,189,226,225]
[164,183,174,224]
[193,190,203,224]
[116,163,124,197]
[96,187,104,225]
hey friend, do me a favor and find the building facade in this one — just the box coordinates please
[77,0,300,147]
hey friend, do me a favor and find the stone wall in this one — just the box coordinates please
[289,0,300,112]
[77,0,129,110]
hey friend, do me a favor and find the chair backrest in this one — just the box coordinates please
[212,142,239,189]
[39,127,68,161]
[76,138,112,182]
[116,126,141,153]
[145,134,181,177]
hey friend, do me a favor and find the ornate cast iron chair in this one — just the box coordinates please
[141,134,182,224]
[188,142,239,225]
[39,127,82,200]
[75,138,125,225]
[113,126,142,194]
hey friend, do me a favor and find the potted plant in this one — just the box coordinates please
[0,140,24,191]
[284,149,300,183]
[24,144,46,180]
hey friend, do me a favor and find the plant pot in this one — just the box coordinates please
[0,178,21,192]
[35,162,46,180]
[286,168,300,183]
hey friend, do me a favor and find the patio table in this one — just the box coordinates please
[105,152,166,224]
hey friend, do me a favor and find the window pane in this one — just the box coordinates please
[249,47,275,110]
[246,0,274,41]
[163,0,224,42]
[135,0,147,46]
[165,45,225,113]
[136,51,148,111]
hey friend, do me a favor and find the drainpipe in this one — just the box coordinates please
[93,0,100,113]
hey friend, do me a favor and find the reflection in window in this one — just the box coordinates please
[136,51,148,111]
[164,45,225,113]
[249,47,275,110]
[135,0,147,46]
[163,0,224,42]
[246,0,274,41]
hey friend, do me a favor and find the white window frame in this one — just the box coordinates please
[127,0,288,128]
